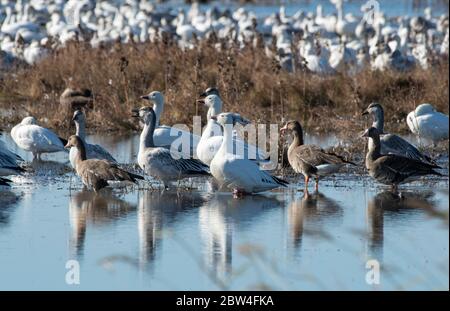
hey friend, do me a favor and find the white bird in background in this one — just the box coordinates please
[11,116,67,160]
[407,103,449,143]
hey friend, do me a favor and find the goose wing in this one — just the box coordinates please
[296,145,348,167]
[381,133,433,163]
[86,143,117,163]
[152,148,210,176]
[81,159,143,185]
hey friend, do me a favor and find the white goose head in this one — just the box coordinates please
[203,94,223,119]
[140,91,164,126]
[21,116,38,125]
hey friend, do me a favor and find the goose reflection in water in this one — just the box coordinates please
[0,190,21,228]
[68,190,136,259]
[366,190,438,262]
[137,190,207,272]
[199,194,283,280]
[288,190,344,253]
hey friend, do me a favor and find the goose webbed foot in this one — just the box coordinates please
[314,177,319,192]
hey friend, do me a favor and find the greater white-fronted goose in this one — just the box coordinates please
[406,103,449,143]
[210,112,288,196]
[280,120,355,191]
[65,135,144,192]
[69,110,116,169]
[132,106,210,189]
[362,102,433,163]
[60,88,94,112]
[361,127,443,191]
[140,91,201,158]
[11,116,67,160]
[196,94,268,166]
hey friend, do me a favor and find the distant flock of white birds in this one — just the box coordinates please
[1,0,449,73]
[1,86,448,194]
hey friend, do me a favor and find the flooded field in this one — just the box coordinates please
[0,133,448,290]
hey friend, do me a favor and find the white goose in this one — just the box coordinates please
[69,110,117,169]
[407,104,449,142]
[362,103,434,163]
[196,94,269,166]
[210,112,288,196]
[11,116,67,160]
[140,91,201,158]
[132,106,210,189]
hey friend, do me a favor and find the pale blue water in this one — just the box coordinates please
[0,133,448,290]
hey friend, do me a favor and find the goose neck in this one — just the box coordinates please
[372,109,384,133]
[366,135,381,164]
[140,113,156,150]
[74,120,86,140]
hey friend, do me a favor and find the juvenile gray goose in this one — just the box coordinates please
[280,120,355,191]
[132,106,210,189]
[362,102,433,164]
[69,110,117,169]
[361,127,442,191]
[65,135,143,192]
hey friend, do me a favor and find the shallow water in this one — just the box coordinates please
[0,133,448,290]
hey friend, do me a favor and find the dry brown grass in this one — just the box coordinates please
[0,38,448,137]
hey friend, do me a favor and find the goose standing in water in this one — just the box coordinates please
[210,112,288,196]
[65,135,143,192]
[11,116,67,160]
[132,106,210,189]
[140,91,201,158]
[361,127,442,191]
[280,120,355,191]
[362,102,434,163]
[196,94,268,166]
[69,110,116,169]
[406,103,449,143]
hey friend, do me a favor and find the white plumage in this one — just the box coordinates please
[11,116,66,160]
[210,113,288,195]
[407,103,449,142]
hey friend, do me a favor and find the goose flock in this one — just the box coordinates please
[0,85,448,194]
[0,0,449,74]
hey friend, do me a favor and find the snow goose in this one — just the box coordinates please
[140,91,201,158]
[196,94,269,166]
[280,120,355,191]
[131,106,210,189]
[11,116,67,160]
[209,112,288,196]
[361,127,442,191]
[362,103,433,163]
[65,135,143,192]
[69,110,117,169]
[407,104,449,143]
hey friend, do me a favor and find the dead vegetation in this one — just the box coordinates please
[0,38,448,138]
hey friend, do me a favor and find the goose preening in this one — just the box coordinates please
[280,120,355,191]
[406,103,449,143]
[361,127,443,191]
[69,110,116,169]
[196,94,269,166]
[65,135,143,192]
[140,91,201,158]
[11,116,67,160]
[132,106,210,189]
[362,102,434,163]
[209,112,288,196]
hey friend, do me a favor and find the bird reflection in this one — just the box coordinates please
[68,190,136,259]
[0,190,21,228]
[288,190,343,252]
[199,194,282,280]
[137,190,206,272]
[367,190,437,262]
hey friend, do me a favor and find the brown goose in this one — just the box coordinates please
[65,135,143,192]
[361,127,443,190]
[280,120,355,191]
[60,88,94,112]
